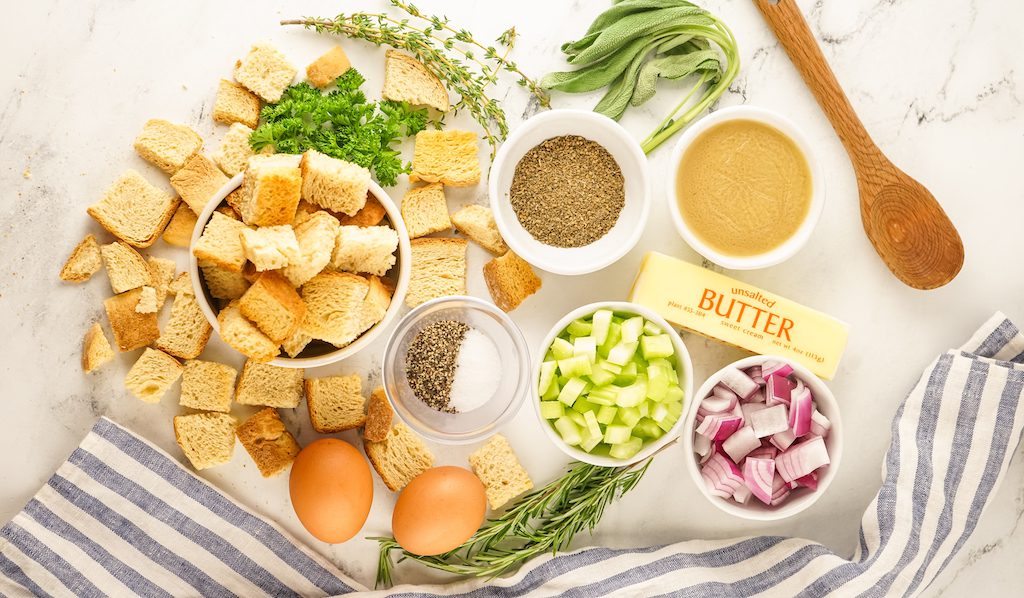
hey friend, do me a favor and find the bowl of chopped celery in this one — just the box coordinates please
[532,301,693,466]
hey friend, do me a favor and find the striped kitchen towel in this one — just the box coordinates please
[2,313,1023,597]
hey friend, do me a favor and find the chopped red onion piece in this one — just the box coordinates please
[719,367,759,399]
[700,392,737,415]
[810,410,831,436]
[748,445,778,460]
[743,457,775,505]
[748,389,767,403]
[750,404,789,438]
[696,414,743,441]
[712,385,739,402]
[741,402,768,421]
[788,386,813,437]
[770,472,790,505]
[702,453,743,497]
[793,472,819,491]
[732,483,752,504]
[775,436,830,482]
[745,366,765,385]
[770,428,796,451]
[762,361,794,379]
[694,433,712,457]
[722,426,760,462]
[765,374,794,407]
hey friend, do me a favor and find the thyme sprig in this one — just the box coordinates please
[371,458,652,588]
[282,0,549,159]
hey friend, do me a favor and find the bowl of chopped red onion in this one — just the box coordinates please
[682,355,843,520]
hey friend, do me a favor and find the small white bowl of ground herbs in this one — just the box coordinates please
[381,296,531,444]
[489,109,651,276]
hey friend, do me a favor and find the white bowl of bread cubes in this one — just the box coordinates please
[188,152,411,368]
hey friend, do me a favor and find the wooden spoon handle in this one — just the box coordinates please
[752,0,878,163]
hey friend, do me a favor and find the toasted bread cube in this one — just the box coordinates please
[155,293,213,360]
[174,412,236,470]
[235,360,304,408]
[180,360,237,413]
[82,323,115,373]
[104,288,161,352]
[330,225,398,276]
[234,43,297,103]
[483,251,541,312]
[409,130,480,187]
[401,183,451,239]
[100,241,152,294]
[299,150,370,216]
[300,271,369,347]
[337,194,387,227]
[193,212,248,272]
[168,271,194,296]
[213,79,261,129]
[133,119,203,174]
[171,154,230,214]
[201,263,250,300]
[125,348,182,403]
[364,422,434,492]
[147,256,176,310]
[135,286,159,313]
[355,275,392,337]
[239,154,302,226]
[239,271,306,344]
[451,204,508,255]
[281,329,313,358]
[240,225,300,271]
[60,234,103,283]
[215,123,256,177]
[236,408,300,477]
[162,203,199,247]
[407,238,467,307]
[217,301,279,362]
[469,434,534,509]
[88,171,179,248]
[283,211,339,287]
[382,49,449,112]
[363,387,394,443]
[307,46,352,88]
[305,374,365,433]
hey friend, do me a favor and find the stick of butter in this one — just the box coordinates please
[628,252,849,380]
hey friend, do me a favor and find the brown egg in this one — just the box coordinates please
[392,466,487,556]
[289,439,373,543]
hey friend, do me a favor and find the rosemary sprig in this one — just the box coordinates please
[282,0,549,159]
[371,458,652,588]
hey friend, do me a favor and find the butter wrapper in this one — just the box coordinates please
[628,252,848,379]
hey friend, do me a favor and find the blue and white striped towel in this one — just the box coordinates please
[3,313,1022,597]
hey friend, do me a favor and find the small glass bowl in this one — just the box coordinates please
[381,296,530,444]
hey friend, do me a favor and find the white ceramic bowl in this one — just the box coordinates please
[531,301,695,467]
[668,105,826,270]
[681,355,844,520]
[489,109,651,276]
[189,173,411,368]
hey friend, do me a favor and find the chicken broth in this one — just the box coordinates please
[676,119,812,257]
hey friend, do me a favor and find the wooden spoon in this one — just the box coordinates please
[753,0,964,289]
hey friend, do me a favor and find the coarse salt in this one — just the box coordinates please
[448,328,501,412]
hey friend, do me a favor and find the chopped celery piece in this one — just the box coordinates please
[579,426,603,452]
[540,401,564,419]
[621,316,644,344]
[567,409,586,427]
[603,424,632,445]
[541,379,560,400]
[544,350,556,363]
[573,337,597,362]
[611,315,625,325]
[646,364,669,401]
[656,412,679,433]
[538,361,557,395]
[591,309,613,345]
[587,365,616,387]
[666,401,683,418]
[551,337,574,360]
[567,318,593,337]
[598,322,622,357]
[651,403,669,423]
[583,410,602,439]
[643,320,662,336]
[597,359,622,375]
[585,392,616,406]
[640,334,674,359]
[614,361,638,385]
[615,380,647,408]
[634,418,665,440]
[648,358,679,384]
[609,436,644,460]
[558,355,592,378]
[573,398,598,414]
[618,406,642,427]
[596,405,618,425]
[664,385,684,403]
[554,416,582,446]
[638,400,651,417]
[557,377,587,407]
[607,341,639,366]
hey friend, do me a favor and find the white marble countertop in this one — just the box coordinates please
[2,0,1021,595]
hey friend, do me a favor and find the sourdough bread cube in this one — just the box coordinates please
[162,203,198,247]
[382,49,449,111]
[88,171,179,248]
[234,43,297,103]
[409,130,480,187]
[401,183,451,239]
[147,256,176,310]
[240,225,300,271]
[125,348,183,403]
[281,329,313,358]
[451,204,508,255]
[364,422,434,492]
[407,238,467,307]
[299,150,370,216]
[168,271,194,296]
[300,271,369,347]
[354,275,392,337]
[180,360,237,413]
[82,323,115,373]
[240,154,302,226]
[337,194,387,227]
[174,412,236,470]
[201,263,250,300]
[236,408,300,477]
[217,301,279,362]
[235,360,304,408]
[135,286,159,313]
[133,119,203,174]
[363,387,394,442]
[330,225,398,276]
[283,211,339,287]
[104,288,161,352]
[155,293,213,360]
[306,46,351,88]
[468,434,534,509]
[239,271,306,343]
[60,234,103,283]
[100,240,151,294]
[305,374,366,433]
[213,80,261,129]
[483,251,541,312]
[215,123,256,177]
[171,154,230,214]
[193,212,248,272]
